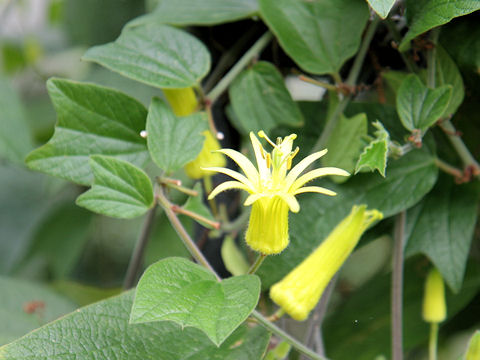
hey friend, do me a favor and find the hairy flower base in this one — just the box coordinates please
[270,205,382,321]
[422,267,446,323]
[246,196,289,255]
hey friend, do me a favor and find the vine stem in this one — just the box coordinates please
[157,186,327,360]
[311,15,380,153]
[429,322,439,360]
[247,254,267,274]
[206,31,273,104]
[392,211,406,360]
[123,200,158,289]
[434,157,463,179]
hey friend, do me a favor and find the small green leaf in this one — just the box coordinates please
[83,24,211,89]
[130,257,261,346]
[129,0,258,26]
[355,121,390,177]
[229,61,304,134]
[76,155,154,219]
[0,76,33,164]
[399,0,480,51]
[182,183,216,229]
[405,177,479,292]
[322,113,367,182]
[0,276,76,346]
[396,74,452,132]
[147,98,207,172]
[25,79,148,185]
[259,0,369,75]
[366,0,396,18]
[221,236,250,276]
[0,291,270,359]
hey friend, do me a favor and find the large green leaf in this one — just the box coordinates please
[0,276,76,346]
[20,202,92,278]
[367,0,396,18]
[399,0,480,51]
[129,0,258,26]
[0,76,33,164]
[396,74,452,132]
[229,61,304,134]
[323,260,480,359]
[130,257,261,346]
[259,0,369,75]
[405,177,479,292]
[146,98,207,172]
[322,113,367,181]
[76,155,154,219]
[83,24,211,89]
[0,291,270,359]
[258,147,438,288]
[25,79,148,185]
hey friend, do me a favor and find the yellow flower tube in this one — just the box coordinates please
[422,267,447,323]
[270,205,383,321]
[162,87,226,179]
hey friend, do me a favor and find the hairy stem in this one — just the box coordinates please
[206,32,273,104]
[312,16,380,153]
[123,202,158,289]
[247,253,267,274]
[392,211,406,360]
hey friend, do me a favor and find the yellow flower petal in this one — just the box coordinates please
[218,148,259,187]
[202,166,255,191]
[293,186,337,197]
[278,193,300,213]
[208,181,252,200]
[284,149,328,189]
[291,167,350,192]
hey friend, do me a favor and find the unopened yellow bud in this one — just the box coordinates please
[163,87,198,116]
[422,267,447,323]
[465,331,480,360]
[184,130,226,179]
[270,205,382,321]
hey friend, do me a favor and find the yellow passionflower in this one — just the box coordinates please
[422,267,447,323]
[270,205,383,320]
[205,131,350,255]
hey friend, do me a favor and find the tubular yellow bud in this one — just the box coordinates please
[270,205,383,321]
[184,130,226,179]
[422,267,447,323]
[465,331,480,360]
[163,87,198,116]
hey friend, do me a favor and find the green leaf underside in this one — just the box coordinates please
[322,113,367,180]
[405,177,479,292]
[355,121,390,177]
[0,291,270,359]
[130,258,261,346]
[259,0,369,75]
[25,78,148,185]
[182,184,216,229]
[367,0,396,18]
[76,155,154,219]
[0,76,33,164]
[129,0,258,26]
[396,74,452,132]
[258,147,438,288]
[0,277,76,346]
[323,260,480,359]
[83,24,211,88]
[229,61,304,134]
[147,98,208,172]
[399,0,480,51]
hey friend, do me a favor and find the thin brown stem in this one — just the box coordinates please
[392,211,406,360]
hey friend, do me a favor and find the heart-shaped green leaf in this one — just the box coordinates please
[146,98,207,172]
[25,78,148,185]
[83,24,211,89]
[76,155,154,219]
[259,0,369,75]
[0,291,270,359]
[130,257,261,346]
[229,61,304,134]
[396,74,452,132]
